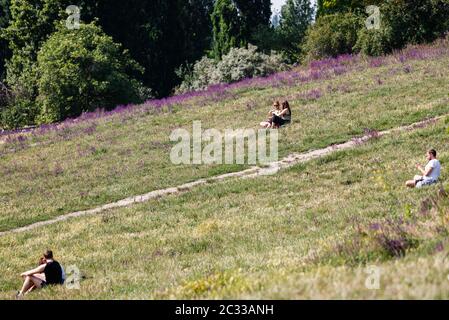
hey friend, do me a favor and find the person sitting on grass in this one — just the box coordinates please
[16,250,65,298]
[271,100,292,129]
[260,101,281,129]
[406,149,441,189]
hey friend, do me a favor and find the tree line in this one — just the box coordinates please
[1,0,448,129]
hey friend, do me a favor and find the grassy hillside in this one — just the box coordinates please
[1,39,448,232]
[0,38,448,299]
[1,120,448,299]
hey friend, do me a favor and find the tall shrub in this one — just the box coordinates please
[211,0,244,59]
[35,23,144,124]
[302,12,363,61]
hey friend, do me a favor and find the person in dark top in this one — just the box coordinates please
[260,101,282,129]
[16,250,64,298]
[272,101,292,129]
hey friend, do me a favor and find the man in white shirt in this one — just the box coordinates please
[406,149,441,188]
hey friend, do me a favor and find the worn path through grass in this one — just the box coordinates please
[1,118,448,299]
[1,41,448,231]
[1,113,446,237]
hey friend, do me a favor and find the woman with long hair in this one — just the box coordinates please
[272,100,292,129]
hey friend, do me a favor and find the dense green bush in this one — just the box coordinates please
[1,45,40,128]
[3,0,70,85]
[35,23,145,124]
[0,0,11,80]
[354,27,392,56]
[3,0,215,98]
[354,0,449,57]
[1,18,149,128]
[0,82,11,122]
[211,0,245,59]
[1,0,71,128]
[249,25,284,54]
[176,44,287,93]
[211,0,272,59]
[302,12,363,61]
[380,0,449,50]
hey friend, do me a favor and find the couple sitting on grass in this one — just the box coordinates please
[260,100,292,129]
[406,149,441,189]
[16,250,65,299]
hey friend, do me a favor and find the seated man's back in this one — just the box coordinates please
[425,158,441,181]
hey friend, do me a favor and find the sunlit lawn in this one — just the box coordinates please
[1,41,448,231]
[1,120,448,299]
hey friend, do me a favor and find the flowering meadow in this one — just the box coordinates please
[0,37,449,299]
[2,35,448,142]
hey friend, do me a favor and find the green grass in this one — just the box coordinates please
[1,40,449,299]
[1,120,448,299]
[1,42,449,231]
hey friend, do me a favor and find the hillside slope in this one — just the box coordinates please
[1,38,448,232]
[0,38,449,299]
[1,119,448,299]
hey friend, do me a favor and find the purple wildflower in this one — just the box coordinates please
[333,66,347,75]
[303,88,323,101]
[1,37,447,141]
[17,135,27,143]
[369,57,385,68]
[83,124,97,135]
